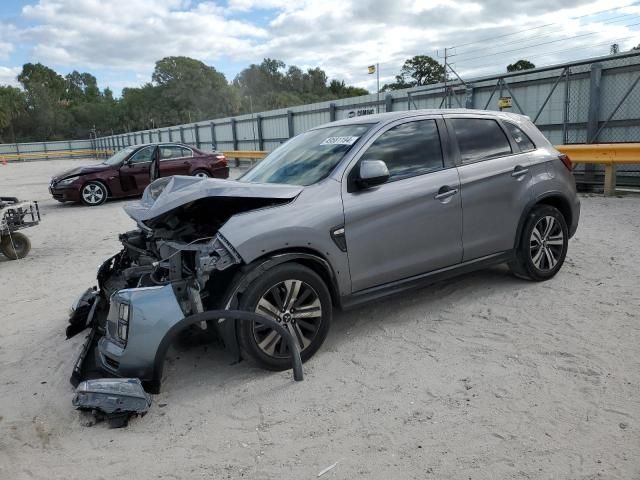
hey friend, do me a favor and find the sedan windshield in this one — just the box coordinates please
[240,124,373,186]
[103,146,136,166]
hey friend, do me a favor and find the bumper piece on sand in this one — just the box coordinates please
[72,378,152,428]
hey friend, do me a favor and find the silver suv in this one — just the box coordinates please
[67,109,580,391]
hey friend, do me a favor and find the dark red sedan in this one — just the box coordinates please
[49,143,229,206]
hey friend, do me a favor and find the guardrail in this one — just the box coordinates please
[556,144,640,196]
[222,150,269,159]
[0,149,100,162]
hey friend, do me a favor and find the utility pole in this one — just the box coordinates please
[249,95,257,150]
[444,47,451,109]
[376,62,380,113]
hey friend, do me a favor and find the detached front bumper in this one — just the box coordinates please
[69,284,185,391]
[68,284,305,393]
[97,285,185,382]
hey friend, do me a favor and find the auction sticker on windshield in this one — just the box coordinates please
[320,136,359,146]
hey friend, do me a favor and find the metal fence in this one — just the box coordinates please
[91,51,640,187]
[0,139,95,162]
[4,52,640,187]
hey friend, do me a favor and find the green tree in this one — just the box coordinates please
[65,71,100,103]
[0,86,27,142]
[328,80,368,97]
[0,57,369,141]
[383,55,445,91]
[152,56,238,123]
[506,59,536,72]
[18,63,69,139]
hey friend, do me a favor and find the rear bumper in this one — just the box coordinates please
[211,166,230,179]
[569,196,581,238]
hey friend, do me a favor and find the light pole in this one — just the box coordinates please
[246,95,257,151]
[368,63,380,112]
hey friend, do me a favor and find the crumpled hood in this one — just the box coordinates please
[124,175,304,222]
[52,163,113,181]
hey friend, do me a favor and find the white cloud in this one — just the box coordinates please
[0,66,21,87]
[6,0,640,92]
[0,22,17,60]
[226,0,293,12]
[20,0,268,71]
[0,42,14,60]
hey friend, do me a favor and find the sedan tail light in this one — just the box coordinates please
[558,153,573,171]
[215,154,227,166]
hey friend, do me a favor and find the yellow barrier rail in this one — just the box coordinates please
[222,150,269,159]
[556,143,640,195]
[0,149,100,161]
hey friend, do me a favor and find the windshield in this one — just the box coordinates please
[103,146,136,166]
[240,124,373,186]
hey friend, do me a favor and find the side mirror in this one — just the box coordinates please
[357,160,390,189]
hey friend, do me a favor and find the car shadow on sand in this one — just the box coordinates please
[159,265,532,393]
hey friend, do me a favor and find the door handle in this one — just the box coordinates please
[511,166,529,177]
[434,187,458,200]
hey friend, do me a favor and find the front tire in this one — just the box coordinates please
[510,205,568,281]
[237,263,332,371]
[80,181,108,206]
[1,232,31,259]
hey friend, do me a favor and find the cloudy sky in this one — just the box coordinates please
[1,0,640,95]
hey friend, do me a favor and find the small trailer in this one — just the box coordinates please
[0,197,41,260]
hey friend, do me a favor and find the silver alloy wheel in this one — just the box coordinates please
[253,279,323,358]
[193,171,210,178]
[530,215,564,271]
[81,183,105,205]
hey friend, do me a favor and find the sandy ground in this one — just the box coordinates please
[0,159,639,480]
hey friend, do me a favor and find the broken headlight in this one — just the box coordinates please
[117,302,130,344]
[147,177,171,201]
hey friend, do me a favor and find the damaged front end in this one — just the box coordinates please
[67,175,303,393]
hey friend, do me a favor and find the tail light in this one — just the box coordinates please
[558,153,573,171]
[215,154,227,166]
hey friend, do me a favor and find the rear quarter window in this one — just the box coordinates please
[504,122,536,152]
[450,118,512,163]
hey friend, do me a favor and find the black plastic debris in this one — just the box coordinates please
[72,378,152,428]
[66,288,99,339]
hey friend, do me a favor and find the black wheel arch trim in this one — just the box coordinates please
[150,309,303,394]
[213,251,339,367]
[514,192,574,249]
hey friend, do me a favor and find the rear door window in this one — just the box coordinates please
[360,119,444,180]
[450,118,512,163]
[504,122,536,152]
[160,146,188,160]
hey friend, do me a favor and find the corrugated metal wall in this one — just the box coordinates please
[0,139,94,161]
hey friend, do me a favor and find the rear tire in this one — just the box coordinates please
[1,232,31,259]
[191,169,210,178]
[510,205,568,281]
[237,263,332,371]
